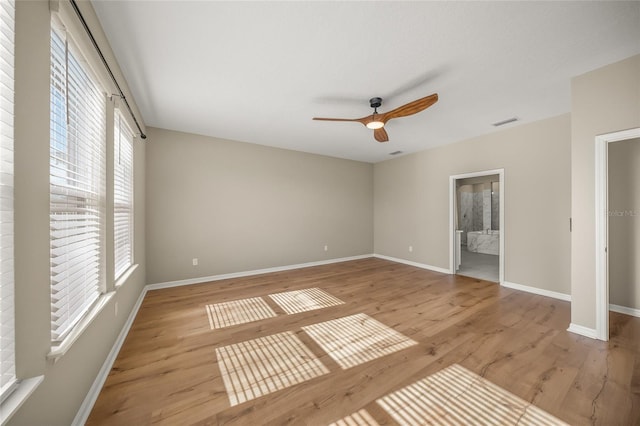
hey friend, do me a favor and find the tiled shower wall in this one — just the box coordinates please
[458,182,500,244]
[491,182,500,231]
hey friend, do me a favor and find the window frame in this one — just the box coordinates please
[49,18,108,347]
[0,0,16,405]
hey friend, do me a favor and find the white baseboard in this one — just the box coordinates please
[147,254,374,290]
[610,303,640,318]
[373,254,452,275]
[72,286,149,426]
[501,281,571,302]
[567,323,598,339]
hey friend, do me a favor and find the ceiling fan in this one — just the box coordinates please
[313,93,438,142]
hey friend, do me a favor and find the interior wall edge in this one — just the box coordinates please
[570,53,640,330]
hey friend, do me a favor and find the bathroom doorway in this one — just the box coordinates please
[449,169,504,283]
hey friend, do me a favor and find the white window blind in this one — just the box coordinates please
[114,111,133,279]
[0,0,15,401]
[50,25,106,344]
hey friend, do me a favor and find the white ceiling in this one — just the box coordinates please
[92,1,640,163]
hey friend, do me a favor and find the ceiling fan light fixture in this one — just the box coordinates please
[312,93,438,143]
[366,120,385,130]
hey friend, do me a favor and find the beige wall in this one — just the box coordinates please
[608,138,640,310]
[145,127,373,284]
[9,1,146,425]
[374,114,571,294]
[571,55,640,329]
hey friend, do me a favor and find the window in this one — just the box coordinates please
[49,24,106,344]
[0,0,15,402]
[114,111,134,279]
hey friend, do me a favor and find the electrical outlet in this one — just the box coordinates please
[192,258,198,266]
[409,245,413,252]
[324,245,328,251]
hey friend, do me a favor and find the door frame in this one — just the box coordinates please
[594,127,640,341]
[449,168,505,283]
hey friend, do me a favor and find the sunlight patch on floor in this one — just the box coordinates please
[269,287,345,314]
[216,331,329,406]
[376,364,569,426]
[302,313,417,369]
[206,297,276,329]
[329,409,380,426]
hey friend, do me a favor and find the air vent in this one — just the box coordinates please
[389,151,403,156]
[492,117,518,127]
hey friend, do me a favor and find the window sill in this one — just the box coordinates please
[47,291,116,362]
[46,264,138,362]
[115,263,139,289]
[0,376,44,424]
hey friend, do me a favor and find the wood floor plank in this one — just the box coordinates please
[86,258,640,425]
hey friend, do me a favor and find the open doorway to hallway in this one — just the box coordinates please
[595,128,640,341]
[608,137,640,319]
[449,169,504,283]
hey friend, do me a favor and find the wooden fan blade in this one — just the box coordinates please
[380,93,438,122]
[313,117,361,122]
[313,116,372,125]
[374,127,389,142]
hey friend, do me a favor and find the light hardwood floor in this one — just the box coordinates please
[87,258,640,425]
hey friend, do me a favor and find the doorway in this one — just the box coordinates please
[595,128,640,341]
[449,169,504,283]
